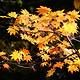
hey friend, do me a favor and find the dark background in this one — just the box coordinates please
[0,0,80,80]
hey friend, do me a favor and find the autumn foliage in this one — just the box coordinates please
[0,6,80,77]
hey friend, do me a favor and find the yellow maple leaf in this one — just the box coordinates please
[7,27,18,35]
[57,22,78,36]
[30,14,39,21]
[67,65,79,74]
[62,40,71,47]
[74,59,80,65]
[10,50,22,60]
[55,9,65,16]
[3,63,10,69]
[7,12,18,18]
[64,59,73,65]
[21,9,29,16]
[51,21,60,29]
[46,68,56,77]
[68,10,80,20]
[13,26,19,31]
[41,54,50,61]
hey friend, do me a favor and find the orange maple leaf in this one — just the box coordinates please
[36,6,51,15]
[49,46,59,55]
[19,48,30,56]
[23,55,32,62]
[40,62,48,67]
[53,62,64,69]
[3,63,10,69]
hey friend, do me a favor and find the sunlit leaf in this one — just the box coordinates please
[36,6,51,15]
[7,12,18,18]
[41,54,50,61]
[67,65,79,74]
[46,68,56,77]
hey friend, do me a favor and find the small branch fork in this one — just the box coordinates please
[66,34,80,58]
[0,59,37,71]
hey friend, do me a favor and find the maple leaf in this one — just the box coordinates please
[30,14,39,22]
[23,55,32,62]
[36,6,51,15]
[10,50,22,60]
[1,56,9,60]
[62,40,71,47]
[46,68,56,77]
[40,62,48,67]
[41,54,50,61]
[7,12,18,18]
[20,34,35,44]
[53,62,64,69]
[57,22,78,36]
[74,58,80,65]
[40,15,50,25]
[20,34,28,40]
[47,12,57,20]
[13,26,19,31]
[64,59,73,64]
[68,10,80,20]
[51,21,60,29]
[55,9,65,16]
[3,63,10,69]
[67,65,79,74]
[49,46,59,55]
[0,51,6,56]
[21,9,29,16]
[7,27,18,35]
[19,48,30,56]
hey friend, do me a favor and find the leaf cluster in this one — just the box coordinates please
[0,6,80,77]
